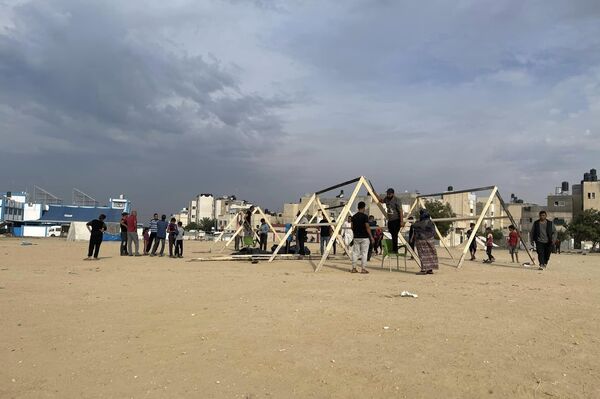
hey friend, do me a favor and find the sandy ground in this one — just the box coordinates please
[1,238,599,399]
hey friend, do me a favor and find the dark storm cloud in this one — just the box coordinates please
[260,0,600,203]
[1,0,600,215]
[0,0,288,215]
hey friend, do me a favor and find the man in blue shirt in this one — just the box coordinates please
[259,218,269,251]
[151,214,168,256]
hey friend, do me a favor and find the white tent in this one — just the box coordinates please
[67,222,91,241]
[66,222,125,241]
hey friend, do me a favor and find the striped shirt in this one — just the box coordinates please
[148,219,158,233]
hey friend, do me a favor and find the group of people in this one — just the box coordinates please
[466,210,556,270]
[84,211,185,260]
[232,208,271,252]
[134,213,185,258]
[348,188,439,275]
[86,195,557,272]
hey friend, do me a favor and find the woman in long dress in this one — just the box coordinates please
[412,209,439,275]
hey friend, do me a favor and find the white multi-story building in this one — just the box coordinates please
[188,193,215,224]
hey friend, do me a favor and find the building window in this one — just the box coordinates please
[589,192,596,199]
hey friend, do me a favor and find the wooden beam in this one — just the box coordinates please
[495,191,536,265]
[315,196,351,258]
[418,197,454,260]
[457,186,498,268]
[430,215,510,223]
[417,186,496,198]
[268,193,317,262]
[254,206,282,242]
[315,177,366,272]
[315,177,361,195]
[209,211,241,252]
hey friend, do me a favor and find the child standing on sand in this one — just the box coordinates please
[175,221,184,258]
[142,227,150,255]
[507,225,520,263]
[484,227,495,263]
[167,218,178,258]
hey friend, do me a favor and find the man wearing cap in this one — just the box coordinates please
[379,188,404,253]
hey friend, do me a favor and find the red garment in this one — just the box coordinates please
[126,215,137,232]
[486,233,493,247]
[508,230,519,246]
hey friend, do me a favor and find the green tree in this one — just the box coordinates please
[421,200,455,237]
[567,209,600,251]
[491,228,504,243]
[556,229,570,243]
[185,222,200,231]
[199,217,217,232]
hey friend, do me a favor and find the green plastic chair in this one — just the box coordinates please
[381,239,408,272]
[242,235,255,248]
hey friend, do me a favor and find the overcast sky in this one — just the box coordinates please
[1,0,599,217]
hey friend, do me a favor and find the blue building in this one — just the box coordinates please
[38,205,124,224]
[0,190,132,237]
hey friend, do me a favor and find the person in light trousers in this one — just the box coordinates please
[350,201,374,274]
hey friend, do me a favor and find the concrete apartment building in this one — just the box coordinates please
[572,169,600,217]
[186,193,255,230]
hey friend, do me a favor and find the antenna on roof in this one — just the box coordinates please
[33,185,62,205]
[72,188,99,207]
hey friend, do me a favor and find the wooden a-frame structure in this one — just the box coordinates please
[268,176,422,272]
[408,186,535,268]
[210,206,281,253]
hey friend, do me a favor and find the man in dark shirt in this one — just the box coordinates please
[295,211,308,255]
[530,211,557,270]
[119,212,128,256]
[319,215,332,255]
[351,201,373,274]
[86,214,107,260]
[366,215,378,261]
[379,188,404,254]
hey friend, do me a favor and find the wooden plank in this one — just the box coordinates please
[220,224,246,253]
[268,193,317,262]
[255,206,282,242]
[417,185,496,198]
[495,191,536,265]
[190,253,342,262]
[315,177,366,272]
[209,211,241,252]
[400,198,419,234]
[315,197,351,258]
[418,198,454,260]
[315,177,361,195]
[431,215,510,223]
[457,186,498,268]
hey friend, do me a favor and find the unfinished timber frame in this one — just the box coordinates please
[211,206,281,253]
[410,186,535,268]
[268,176,421,272]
